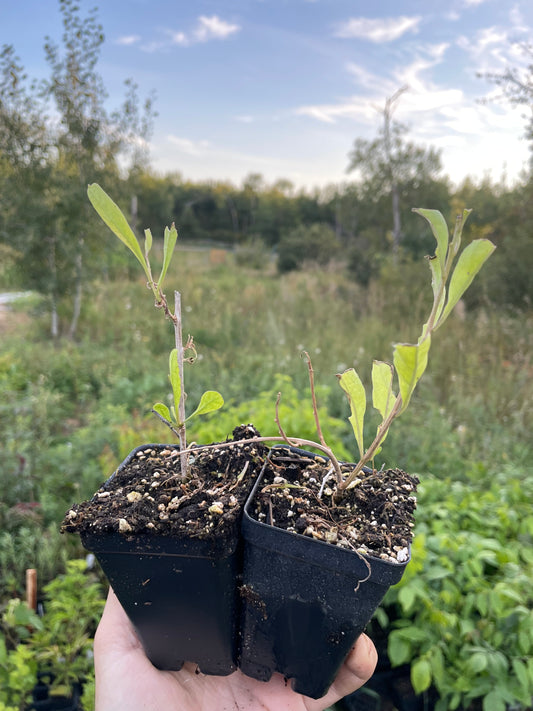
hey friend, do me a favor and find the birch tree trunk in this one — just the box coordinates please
[68,236,84,340]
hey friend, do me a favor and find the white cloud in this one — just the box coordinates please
[169,31,188,46]
[167,136,210,156]
[456,20,531,79]
[300,42,455,126]
[116,35,141,46]
[196,16,240,41]
[463,0,490,6]
[140,15,241,52]
[295,100,376,124]
[169,15,241,47]
[401,88,464,117]
[334,16,422,43]
[457,26,508,58]
[446,11,461,21]
[510,5,523,26]
[394,43,450,92]
[345,62,392,92]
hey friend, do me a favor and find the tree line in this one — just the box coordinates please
[1,0,532,339]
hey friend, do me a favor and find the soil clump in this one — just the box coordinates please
[249,447,418,563]
[61,425,267,544]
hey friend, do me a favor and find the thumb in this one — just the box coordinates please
[306,633,378,711]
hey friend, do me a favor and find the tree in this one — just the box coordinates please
[0,45,58,321]
[0,0,155,338]
[479,42,533,169]
[347,87,443,258]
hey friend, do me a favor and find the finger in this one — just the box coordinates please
[307,633,378,710]
[94,587,142,655]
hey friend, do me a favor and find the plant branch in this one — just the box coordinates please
[178,433,345,484]
[275,389,343,483]
[151,408,181,439]
[341,394,403,489]
[304,351,327,448]
[274,392,292,447]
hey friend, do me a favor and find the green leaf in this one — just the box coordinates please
[144,228,153,256]
[437,239,496,327]
[372,360,396,419]
[450,209,472,257]
[395,627,430,643]
[372,360,396,448]
[411,658,432,694]
[426,261,447,329]
[467,652,489,674]
[393,336,431,413]
[430,646,445,687]
[398,584,417,613]
[0,636,7,665]
[527,657,533,683]
[518,629,530,655]
[373,607,389,629]
[168,349,182,425]
[338,369,366,460]
[483,689,506,711]
[186,391,224,420]
[512,658,530,692]
[388,632,411,666]
[87,184,149,275]
[159,224,178,287]
[153,402,172,423]
[413,208,449,286]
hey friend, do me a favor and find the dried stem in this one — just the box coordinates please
[180,430,345,484]
[275,389,343,482]
[303,351,327,448]
[274,392,293,447]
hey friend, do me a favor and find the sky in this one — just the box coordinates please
[2,0,533,190]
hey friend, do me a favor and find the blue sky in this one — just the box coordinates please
[2,0,532,189]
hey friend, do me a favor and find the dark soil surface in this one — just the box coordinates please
[61,425,267,543]
[249,447,418,563]
[62,430,418,562]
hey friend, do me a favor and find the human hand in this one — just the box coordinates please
[94,587,377,711]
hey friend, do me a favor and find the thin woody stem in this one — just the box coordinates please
[153,286,177,323]
[178,432,345,484]
[274,392,292,447]
[174,291,188,478]
[340,395,403,489]
[304,351,327,448]
[151,408,181,439]
[275,389,343,483]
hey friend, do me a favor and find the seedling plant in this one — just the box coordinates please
[88,184,495,498]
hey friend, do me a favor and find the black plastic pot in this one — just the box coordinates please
[239,447,410,699]
[80,444,241,676]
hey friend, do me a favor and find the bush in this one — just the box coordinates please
[0,560,105,709]
[381,470,533,710]
[277,223,340,273]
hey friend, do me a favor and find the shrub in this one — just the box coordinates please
[0,560,105,708]
[277,222,340,273]
[382,470,533,710]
